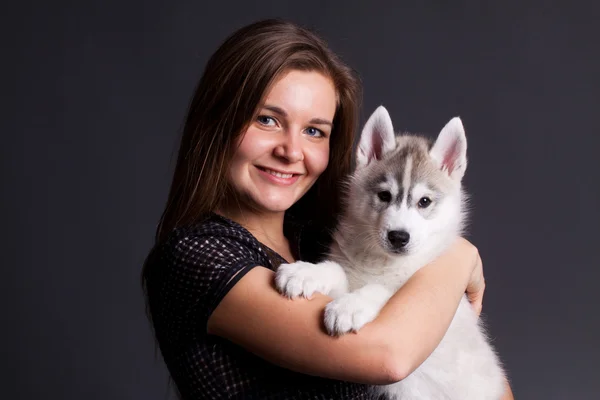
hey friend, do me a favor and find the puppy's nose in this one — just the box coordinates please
[388,230,410,248]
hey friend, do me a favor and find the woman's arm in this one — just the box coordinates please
[207,237,482,384]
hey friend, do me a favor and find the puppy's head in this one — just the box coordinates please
[348,106,468,258]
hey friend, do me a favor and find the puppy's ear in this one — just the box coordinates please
[430,117,468,181]
[356,106,397,169]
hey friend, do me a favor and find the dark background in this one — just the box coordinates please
[4,1,599,399]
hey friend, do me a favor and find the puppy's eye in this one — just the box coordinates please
[418,197,432,208]
[377,191,392,202]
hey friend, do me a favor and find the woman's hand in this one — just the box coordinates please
[466,245,485,317]
[445,237,486,316]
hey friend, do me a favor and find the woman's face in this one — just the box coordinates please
[228,69,336,215]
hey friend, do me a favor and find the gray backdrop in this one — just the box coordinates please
[4,1,599,399]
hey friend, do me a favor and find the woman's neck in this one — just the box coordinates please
[215,206,289,256]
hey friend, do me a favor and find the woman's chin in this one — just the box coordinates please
[251,196,298,214]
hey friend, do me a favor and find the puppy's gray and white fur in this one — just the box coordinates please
[276,106,506,399]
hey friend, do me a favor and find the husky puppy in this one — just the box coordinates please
[276,106,506,399]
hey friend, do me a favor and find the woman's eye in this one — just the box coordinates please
[257,115,276,126]
[306,127,324,137]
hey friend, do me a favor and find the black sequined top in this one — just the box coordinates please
[144,213,376,399]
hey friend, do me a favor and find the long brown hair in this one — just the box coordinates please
[142,18,361,303]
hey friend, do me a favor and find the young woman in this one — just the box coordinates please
[142,19,513,399]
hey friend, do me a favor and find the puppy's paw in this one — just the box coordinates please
[324,292,381,336]
[275,261,333,299]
